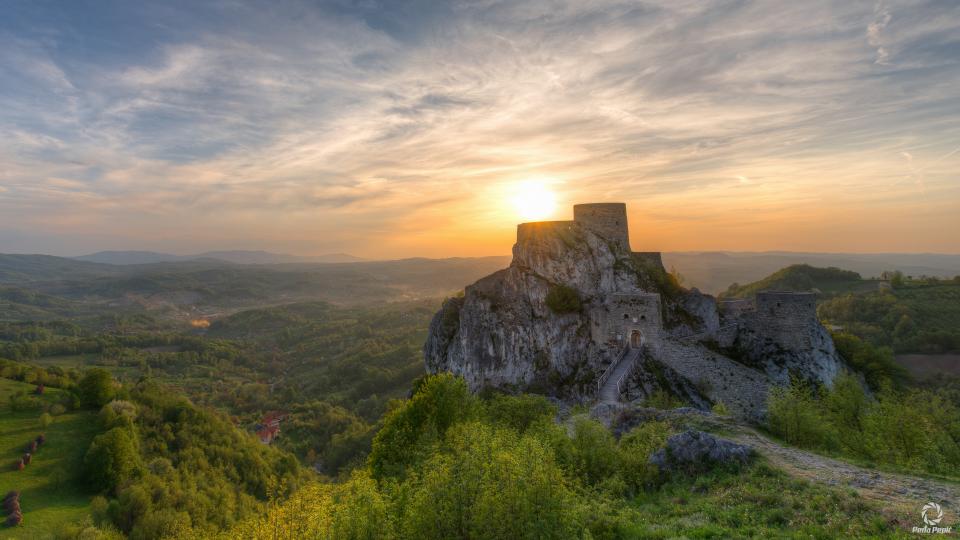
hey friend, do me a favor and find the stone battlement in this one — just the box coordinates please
[515,203,633,253]
[516,220,577,243]
[574,203,630,251]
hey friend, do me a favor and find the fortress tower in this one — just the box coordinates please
[573,203,630,251]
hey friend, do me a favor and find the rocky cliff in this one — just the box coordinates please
[424,204,849,419]
[425,220,665,396]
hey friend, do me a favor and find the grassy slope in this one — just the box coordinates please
[720,264,876,298]
[0,379,97,539]
[627,463,901,538]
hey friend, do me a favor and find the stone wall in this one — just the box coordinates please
[590,293,662,351]
[633,251,664,270]
[753,292,817,350]
[516,220,577,243]
[573,203,630,251]
[731,291,843,386]
[719,299,755,321]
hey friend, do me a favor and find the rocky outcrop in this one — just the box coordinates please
[425,221,646,397]
[733,312,843,387]
[649,430,753,473]
[425,203,850,417]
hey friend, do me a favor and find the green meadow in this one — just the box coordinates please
[0,378,96,539]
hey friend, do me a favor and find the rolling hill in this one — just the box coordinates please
[719,264,875,298]
[74,250,365,265]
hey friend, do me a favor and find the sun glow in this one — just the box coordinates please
[510,180,557,222]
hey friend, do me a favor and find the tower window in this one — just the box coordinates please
[623,313,629,319]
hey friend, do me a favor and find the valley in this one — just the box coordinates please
[0,250,958,538]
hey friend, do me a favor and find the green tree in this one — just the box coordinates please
[84,426,141,493]
[79,368,116,409]
[369,373,476,479]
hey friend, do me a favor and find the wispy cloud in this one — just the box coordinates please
[0,0,958,256]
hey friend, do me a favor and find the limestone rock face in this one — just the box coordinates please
[424,203,850,417]
[734,312,844,386]
[425,223,642,396]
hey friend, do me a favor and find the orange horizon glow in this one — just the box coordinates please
[1,2,958,259]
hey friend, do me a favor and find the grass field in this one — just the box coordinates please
[0,378,97,539]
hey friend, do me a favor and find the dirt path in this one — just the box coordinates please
[723,423,960,521]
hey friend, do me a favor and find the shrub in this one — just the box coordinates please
[399,421,580,538]
[545,284,582,314]
[645,389,684,410]
[618,420,672,494]
[568,416,621,486]
[766,379,835,449]
[711,401,730,416]
[39,412,53,429]
[482,393,556,433]
[768,377,960,477]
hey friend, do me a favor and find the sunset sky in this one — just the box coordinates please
[1,0,958,258]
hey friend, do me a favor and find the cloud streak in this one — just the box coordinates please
[0,0,958,256]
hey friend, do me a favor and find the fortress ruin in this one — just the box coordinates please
[426,202,846,420]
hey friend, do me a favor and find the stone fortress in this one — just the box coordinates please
[425,203,846,420]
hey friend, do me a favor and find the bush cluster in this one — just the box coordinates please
[768,374,960,477]
[545,284,582,314]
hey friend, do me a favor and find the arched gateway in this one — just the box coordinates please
[630,330,642,349]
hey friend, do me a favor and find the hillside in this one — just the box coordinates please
[720,264,872,298]
[819,278,960,353]
[0,254,510,320]
[0,379,99,539]
[665,252,960,294]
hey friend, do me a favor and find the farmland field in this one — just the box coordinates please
[0,378,96,539]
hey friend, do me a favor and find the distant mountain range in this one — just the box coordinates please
[73,250,365,265]
[2,250,958,296]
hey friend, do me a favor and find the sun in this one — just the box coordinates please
[510,180,557,221]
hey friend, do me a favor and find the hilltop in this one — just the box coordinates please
[426,204,846,419]
[720,264,873,298]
